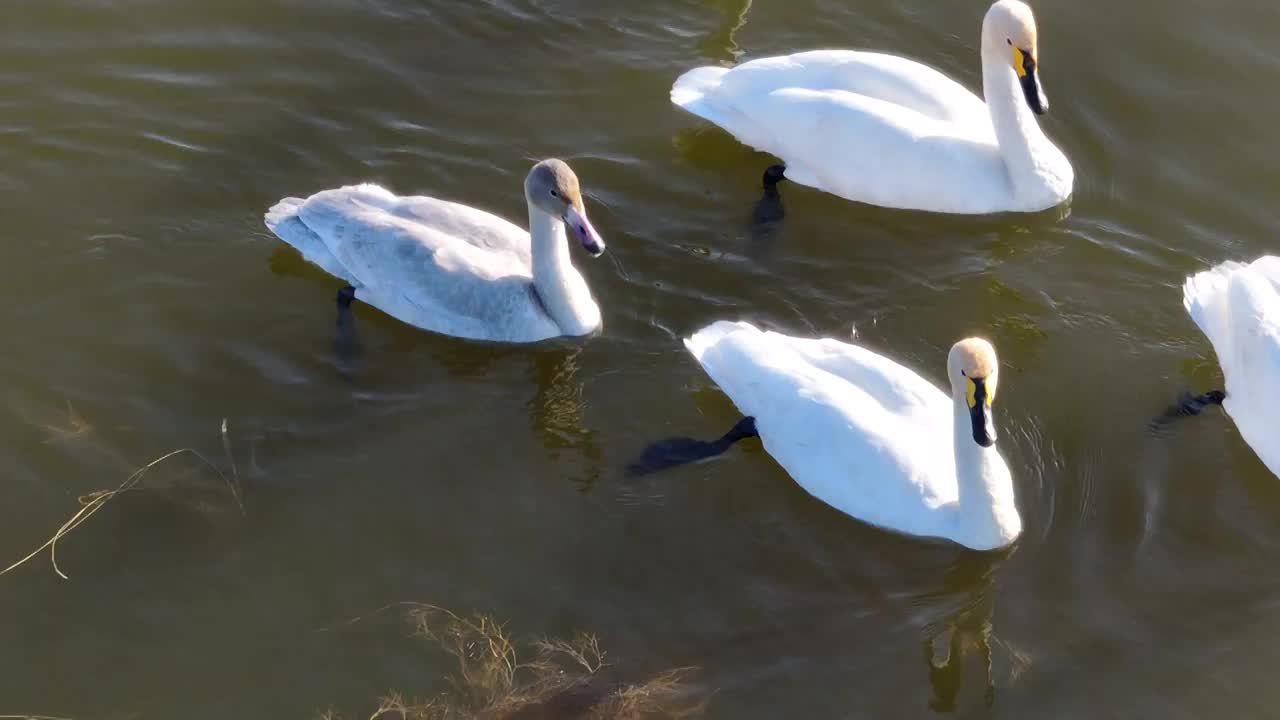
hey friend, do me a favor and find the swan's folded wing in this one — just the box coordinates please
[762,332,951,422]
[685,322,948,424]
[685,322,955,515]
[736,87,1008,212]
[388,194,532,267]
[672,49,991,143]
[296,190,555,340]
[1183,259,1246,353]
[1184,257,1280,396]
[1223,259,1280,476]
[1185,257,1280,478]
[673,49,1013,212]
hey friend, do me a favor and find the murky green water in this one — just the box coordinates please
[3,0,1280,717]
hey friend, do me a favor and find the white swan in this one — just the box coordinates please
[264,159,605,343]
[682,321,1021,550]
[1183,256,1280,479]
[671,0,1072,214]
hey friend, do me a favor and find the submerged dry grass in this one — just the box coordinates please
[322,604,707,720]
[3,421,700,718]
[0,419,243,580]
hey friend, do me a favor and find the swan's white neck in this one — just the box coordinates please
[950,394,1021,550]
[980,45,1070,209]
[528,202,599,336]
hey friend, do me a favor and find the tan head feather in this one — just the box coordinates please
[525,158,584,213]
[984,0,1039,59]
[948,337,1000,401]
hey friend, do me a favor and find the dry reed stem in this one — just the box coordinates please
[0,715,74,719]
[992,636,1033,683]
[39,400,92,445]
[220,418,245,514]
[315,601,433,634]
[0,420,243,580]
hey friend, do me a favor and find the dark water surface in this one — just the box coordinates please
[4,0,1280,717]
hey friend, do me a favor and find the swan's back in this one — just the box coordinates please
[265,184,564,342]
[384,192,533,267]
[301,184,532,266]
[676,50,990,132]
[1184,257,1280,477]
[686,322,960,534]
[672,50,1023,213]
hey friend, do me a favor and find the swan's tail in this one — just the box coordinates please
[265,197,304,233]
[670,65,742,129]
[266,185,399,237]
[264,196,321,253]
[671,66,728,106]
[263,196,353,282]
[671,67,790,181]
[1183,260,1244,350]
[684,320,757,360]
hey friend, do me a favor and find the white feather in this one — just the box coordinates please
[685,321,1021,550]
[1184,256,1280,478]
[671,2,1073,214]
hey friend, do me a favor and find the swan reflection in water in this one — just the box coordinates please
[270,244,601,485]
[925,605,994,712]
[922,548,1028,713]
[699,0,753,63]
[690,0,787,258]
[527,345,601,489]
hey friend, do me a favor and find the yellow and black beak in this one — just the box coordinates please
[966,376,997,448]
[1013,47,1048,115]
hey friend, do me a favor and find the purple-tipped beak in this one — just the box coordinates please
[564,205,605,257]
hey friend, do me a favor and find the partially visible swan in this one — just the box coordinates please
[264,159,605,343]
[1183,256,1280,479]
[671,0,1073,214]
[633,322,1021,551]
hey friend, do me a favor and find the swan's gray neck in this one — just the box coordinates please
[951,398,1021,550]
[981,51,1064,207]
[528,203,598,336]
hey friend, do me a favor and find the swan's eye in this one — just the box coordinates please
[550,189,559,198]
[1006,38,1012,46]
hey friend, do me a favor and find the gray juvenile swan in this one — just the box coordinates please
[265,159,605,342]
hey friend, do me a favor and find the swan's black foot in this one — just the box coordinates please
[749,166,787,257]
[626,416,758,477]
[752,183,786,230]
[336,285,357,309]
[1166,390,1225,418]
[334,286,362,379]
[1149,390,1225,432]
[1180,390,1226,415]
[762,164,787,190]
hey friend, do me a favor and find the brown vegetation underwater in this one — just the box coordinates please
[320,604,708,720]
